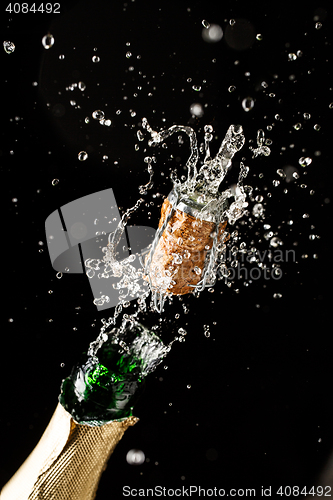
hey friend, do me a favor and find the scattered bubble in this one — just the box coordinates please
[277,169,286,178]
[288,53,297,61]
[270,237,283,248]
[252,203,264,218]
[203,325,210,338]
[190,103,204,117]
[126,449,145,465]
[299,157,312,167]
[42,34,55,49]
[202,24,223,43]
[78,151,88,161]
[92,110,105,120]
[3,41,15,54]
[242,97,254,112]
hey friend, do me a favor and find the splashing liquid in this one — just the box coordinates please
[142,119,250,311]
[60,318,169,426]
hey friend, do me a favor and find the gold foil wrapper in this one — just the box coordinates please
[0,403,138,500]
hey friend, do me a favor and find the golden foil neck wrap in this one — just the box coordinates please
[0,403,138,500]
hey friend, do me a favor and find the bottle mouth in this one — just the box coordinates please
[168,187,229,224]
[105,321,169,378]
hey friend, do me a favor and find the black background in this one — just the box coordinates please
[1,0,333,498]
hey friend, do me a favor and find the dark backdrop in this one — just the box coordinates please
[1,0,332,497]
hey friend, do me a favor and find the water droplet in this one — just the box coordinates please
[203,325,211,337]
[270,237,283,248]
[288,53,297,61]
[314,124,321,131]
[126,51,132,58]
[56,272,63,279]
[228,85,236,92]
[303,113,311,120]
[273,293,282,299]
[329,103,333,109]
[315,22,322,29]
[202,24,223,43]
[78,81,86,91]
[92,110,105,120]
[242,97,254,112]
[52,179,59,186]
[192,85,201,92]
[298,157,312,167]
[92,55,100,63]
[293,123,302,130]
[187,384,191,389]
[277,169,286,178]
[229,19,236,26]
[190,103,204,117]
[3,40,15,54]
[256,34,263,41]
[252,203,264,217]
[126,449,145,465]
[78,151,88,161]
[42,34,55,49]
[202,20,210,29]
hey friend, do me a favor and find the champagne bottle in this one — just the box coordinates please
[1,320,168,500]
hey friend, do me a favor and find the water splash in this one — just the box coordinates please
[141,119,252,310]
[249,129,271,158]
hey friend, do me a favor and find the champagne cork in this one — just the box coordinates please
[148,197,228,295]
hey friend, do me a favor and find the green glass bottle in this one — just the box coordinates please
[59,320,168,426]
